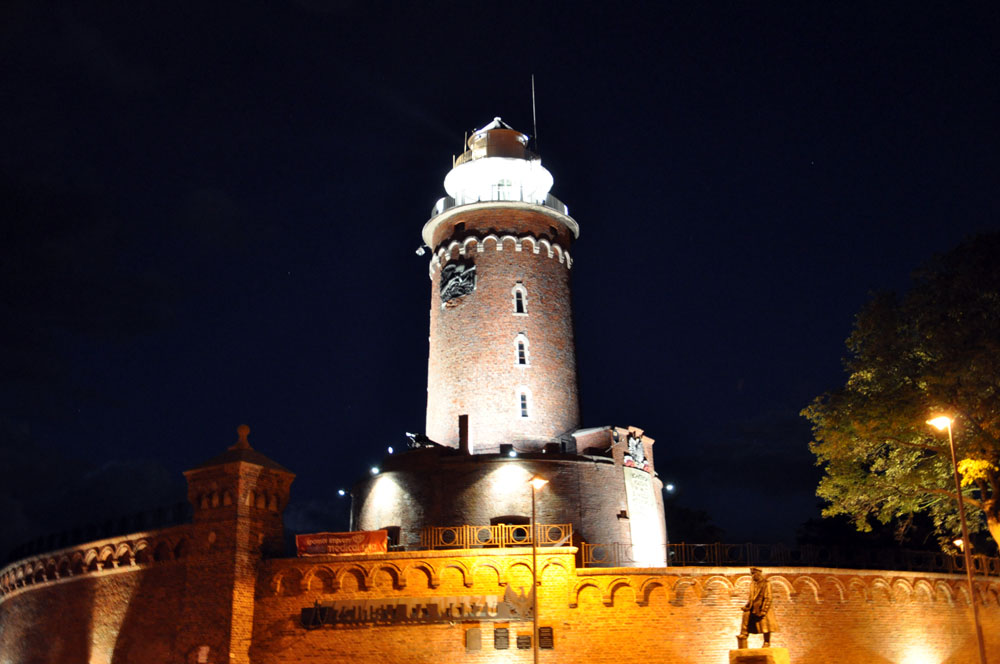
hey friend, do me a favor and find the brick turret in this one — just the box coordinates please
[423,118,581,453]
[177,425,294,664]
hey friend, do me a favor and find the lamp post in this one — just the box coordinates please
[927,416,988,664]
[528,474,548,664]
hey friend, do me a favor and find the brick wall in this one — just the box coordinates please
[426,207,580,452]
[4,532,999,663]
[353,450,664,555]
[254,550,1000,664]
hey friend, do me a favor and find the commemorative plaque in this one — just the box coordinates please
[494,627,509,650]
[538,626,554,649]
[516,635,531,650]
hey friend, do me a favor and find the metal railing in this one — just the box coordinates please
[430,192,569,219]
[581,541,1000,575]
[419,523,572,550]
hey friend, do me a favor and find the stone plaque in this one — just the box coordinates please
[623,466,666,566]
[493,627,509,650]
[538,626,554,649]
[465,628,481,651]
[516,635,531,650]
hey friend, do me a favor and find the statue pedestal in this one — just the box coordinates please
[729,647,790,664]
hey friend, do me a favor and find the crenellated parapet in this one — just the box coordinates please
[0,523,192,601]
[429,232,572,277]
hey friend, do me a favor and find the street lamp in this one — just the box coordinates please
[528,474,548,664]
[927,415,988,664]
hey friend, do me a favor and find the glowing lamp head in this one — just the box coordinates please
[927,416,953,431]
[508,450,517,458]
[370,466,380,475]
[337,489,347,497]
[665,483,675,492]
[528,475,548,491]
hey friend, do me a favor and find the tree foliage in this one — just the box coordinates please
[803,233,1000,551]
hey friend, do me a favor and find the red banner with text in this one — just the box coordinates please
[295,530,388,556]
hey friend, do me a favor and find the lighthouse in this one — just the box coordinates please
[354,118,667,567]
[424,118,580,453]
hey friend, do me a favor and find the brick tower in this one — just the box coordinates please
[424,118,580,453]
[355,118,667,567]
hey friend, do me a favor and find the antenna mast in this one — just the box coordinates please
[531,75,538,153]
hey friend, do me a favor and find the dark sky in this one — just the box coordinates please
[2,1,998,557]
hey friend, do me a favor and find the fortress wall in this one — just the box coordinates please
[0,554,188,664]
[253,550,1000,664]
[3,540,999,664]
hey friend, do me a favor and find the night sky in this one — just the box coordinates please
[2,1,998,559]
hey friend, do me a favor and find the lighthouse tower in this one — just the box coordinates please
[424,118,580,453]
[354,118,667,567]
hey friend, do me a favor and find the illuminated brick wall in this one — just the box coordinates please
[353,447,666,561]
[425,207,580,453]
[4,535,1000,663]
[255,550,1000,664]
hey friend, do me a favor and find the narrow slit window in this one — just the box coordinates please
[512,284,528,315]
[520,392,529,418]
[517,340,527,365]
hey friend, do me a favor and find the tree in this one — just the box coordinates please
[803,233,1000,552]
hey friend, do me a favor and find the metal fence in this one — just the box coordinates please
[419,523,573,550]
[581,541,1000,575]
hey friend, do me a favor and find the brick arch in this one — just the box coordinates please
[847,577,868,602]
[84,548,100,572]
[503,560,533,585]
[637,578,668,606]
[519,236,537,253]
[402,561,439,589]
[303,565,337,592]
[891,578,914,604]
[71,551,86,574]
[271,568,303,596]
[955,584,973,606]
[913,579,935,604]
[481,234,500,251]
[471,560,505,587]
[57,555,72,578]
[934,580,955,605]
[441,561,473,588]
[461,236,479,254]
[672,578,703,606]
[336,565,370,591]
[767,575,794,602]
[869,578,892,603]
[568,580,602,608]
[45,558,58,580]
[791,576,820,604]
[985,584,1000,607]
[703,575,736,597]
[373,563,404,590]
[538,238,552,257]
[820,575,846,603]
[32,562,46,583]
[499,235,518,251]
[605,578,637,607]
[540,559,568,582]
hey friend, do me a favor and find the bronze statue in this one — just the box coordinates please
[737,567,778,648]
